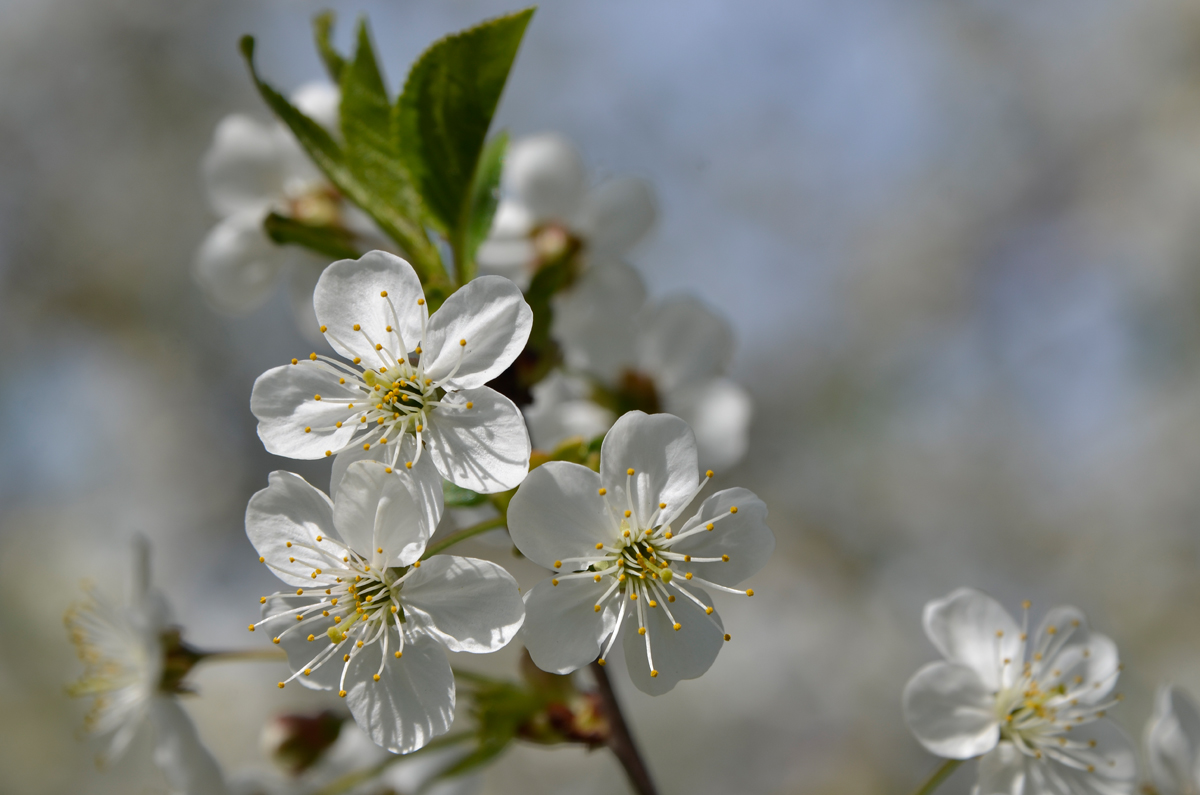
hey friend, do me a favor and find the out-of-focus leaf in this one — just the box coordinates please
[395,9,534,279]
[263,213,359,260]
[239,36,448,297]
[442,480,488,507]
[312,12,345,83]
[464,131,508,275]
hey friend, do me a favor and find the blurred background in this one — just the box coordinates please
[3,0,1200,792]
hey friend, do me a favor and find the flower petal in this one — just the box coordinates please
[1031,606,1119,704]
[422,276,533,390]
[476,200,536,287]
[345,630,456,755]
[670,487,773,587]
[193,212,285,314]
[401,555,524,653]
[902,661,999,759]
[291,81,341,132]
[245,471,338,587]
[1146,686,1200,795]
[333,461,440,566]
[250,363,360,459]
[148,698,231,795]
[623,585,724,696]
[1041,719,1137,795]
[201,114,288,217]
[521,577,617,674]
[262,595,341,691]
[666,378,753,471]
[552,260,646,383]
[975,742,1031,795]
[637,297,733,394]
[330,435,441,516]
[508,461,610,570]
[424,386,530,493]
[504,133,586,222]
[600,412,699,530]
[313,251,427,366]
[576,176,656,256]
[923,588,1023,691]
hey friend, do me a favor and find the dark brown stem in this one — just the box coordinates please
[590,661,659,795]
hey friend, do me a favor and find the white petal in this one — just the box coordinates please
[313,251,427,366]
[1146,686,1200,795]
[422,276,533,390]
[148,698,231,795]
[923,588,1023,691]
[508,461,610,570]
[623,585,724,696]
[424,386,530,493]
[330,435,442,514]
[245,471,338,587]
[576,177,656,255]
[333,461,440,566]
[1031,606,1119,704]
[552,260,645,382]
[666,378,753,471]
[1041,720,1137,795]
[636,296,734,393]
[291,81,341,132]
[193,212,284,314]
[600,412,699,529]
[524,396,615,452]
[476,201,536,287]
[345,631,455,755]
[670,487,773,587]
[902,661,999,759]
[521,577,616,674]
[401,555,524,653]
[250,363,360,459]
[975,743,1030,795]
[201,114,287,217]
[504,133,586,222]
[262,595,340,691]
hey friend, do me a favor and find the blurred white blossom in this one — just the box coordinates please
[1144,685,1200,795]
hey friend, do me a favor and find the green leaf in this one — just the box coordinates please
[395,8,534,281]
[312,11,345,83]
[442,480,487,508]
[263,213,360,260]
[464,131,508,273]
[238,36,448,296]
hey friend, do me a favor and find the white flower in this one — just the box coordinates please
[245,462,525,754]
[195,82,380,323]
[902,588,1136,795]
[66,537,229,794]
[507,411,773,695]
[250,250,534,494]
[476,133,656,290]
[528,262,753,469]
[1145,685,1200,795]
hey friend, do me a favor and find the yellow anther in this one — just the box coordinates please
[595,542,604,550]
[664,531,674,539]
[259,596,266,604]
[386,326,392,332]
[416,424,423,431]
[286,541,293,547]
[598,488,607,496]
[380,290,388,297]
[413,561,421,568]
[597,658,606,666]
[314,395,321,401]
[723,633,731,641]
[339,690,347,698]
[1022,600,1032,609]
[325,450,332,457]
[659,502,666,509]
[648,600,657,607]
[291,358,299,365]
[650,670,658,678]
[289,557,295,563]
[343,654,350,662]
[272,637,281,644]
[307,634,315,642]
[706,523,714,531]
[466,402,474,409]
[395,650,402,658]
[594,604,602,612]
[295,588,302,595]
[746,589,755,596]
[333,616,341,624]
[353,324,361,331]
[278,682,285,689]
[684,555,691,562]
[320,325,327,333]
[373,674,381,681]
[554,560,562,568]
[406,462,413,469]
[259,556,265,563]
[706,470,714,478]
[295,615,303,621]
[674,623,683,631]
[627,468,635,476]
[594,574,602,582]
[996,630,1004,638]
[638,627,646,635]
[685,572,693,580]
[721,554,730,562]
[353,357,361,364]
[375,343,383,351]
[624,510,631,518]
[391,605,398,613]
[363,443,371,450]
[730,506,738,514]
[417,298,425,305]
[316,536,323,542]
[552,579,559,586]
[705,606,713,615]
[248,625,255,632]
[308,352,318,361]
[630,592,637,600]
[331,598,338,605]
[668,595,675,603]
[305,426,312,433]
[1047,626,1057,635]
[460,339,467,347]
[304,669,312,676]
[385,467,393,473]
[623,529,631,538]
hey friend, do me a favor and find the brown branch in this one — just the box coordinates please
[589,661,659,795]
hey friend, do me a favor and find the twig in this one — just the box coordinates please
[911,758,963,795]
[590,661,658,795]
[421,516,507,559]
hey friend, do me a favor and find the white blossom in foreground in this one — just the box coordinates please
[902,588,1135,795]
[476,132,656,290]
[1144,685,1200,795]
[531,262,752,470]
[508,411,773,695]
[246,463,525,753]
[250,250,533,494]
[65,537,229,795]
[195,83,380,325]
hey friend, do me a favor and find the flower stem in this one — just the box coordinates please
[911,759,963,795]
[198,649,288,664]
[421,516,507,559]
[309,731,474,795]
[590,661,659,795]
